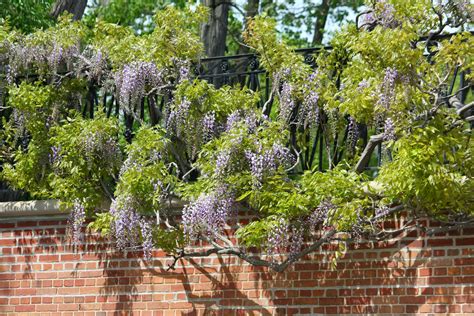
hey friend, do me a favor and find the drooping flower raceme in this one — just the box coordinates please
[82,130,122,171]
[87,49,108,81]
[308,200,334,233]
[109,197,153,259]
[182,187,234,240]
[166,97,191,138]
[298,71,320,129]
[377,67,398,109]
[49,145,62,167]
[245,142,293,186]
[69,200,86,246]
[267,218,289,257]
[215,150,232,178]
[383,117,396,141]
[201,111,216,141]
[279,82,295,122]
[115,61,163,111]
[139,219,154,260]
[347,116,359,155]
[289,225,304,258]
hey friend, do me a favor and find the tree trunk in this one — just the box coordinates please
[51,0,87,20]
[238,0,260,55]
[312,0,331,46]
[200,0,230,57]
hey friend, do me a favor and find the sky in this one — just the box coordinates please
[233,0,362,44]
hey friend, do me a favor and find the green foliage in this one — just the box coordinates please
[115,126,177,215]
[93,5,206,70]
[1,82,57,198]
[88,212,114,236]
[170,80,260,158]
[0,0,472,267]
[0,0,55,33]
[378,111,473,216]
[244,16,311,77]
[2,139,52,199]
[84,0,192,33]
[153,228,184,254]
[48,114,122,209]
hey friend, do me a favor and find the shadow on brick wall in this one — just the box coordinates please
[1,217,473,314]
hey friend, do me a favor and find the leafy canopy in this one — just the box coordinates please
[0,0,472,270]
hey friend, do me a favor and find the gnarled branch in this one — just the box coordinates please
[355,134,384,173]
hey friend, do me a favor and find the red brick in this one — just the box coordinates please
[400,296,426,304]
[427,239,453,247]
[0,216,472,315]
[319,298,344,305]
[428,277,453,285]
[456,238,474,246]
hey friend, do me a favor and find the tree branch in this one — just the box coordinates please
[354,133,384,173]
[452,98,474,118]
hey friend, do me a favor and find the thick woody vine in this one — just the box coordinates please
[0,0,473,272]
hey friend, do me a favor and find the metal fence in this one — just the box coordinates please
[0,32,472,201]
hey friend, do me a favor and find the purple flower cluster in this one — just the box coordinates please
[225,110,263,134]
[175,59,191,83]
[6,41,80,82]
[383,118,396,141]
[289,225,304,258]
[182,188,233,240]
[362,12,376,25]
[378,1,400,28]
[279,82,295,122]
[299,71,320,128]
[139,219,153,260]
[82,131,121,169]
[49,145,62,166]
[69,200,85,246]
[375,205,390,218]
[267,218,289,256]
[455,0,473,17]
[9,41,46,82]
[357,79,370,91]
[225,110,242,132]
[215,150,232,178]
[377,67,398,109]
[347,116,359,155]
[363,1,401,29]
[119,156,142,177]
[149,149,162,163]
[115,62,163,110]
[47,44,63,73]
[201,111,216,141]
[166,97,191,138]
[245,142,293,186]
[88,49,108,81]
[308,200,334,233]
[109,197,152,258]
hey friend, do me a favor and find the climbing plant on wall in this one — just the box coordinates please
[0,0,473,271]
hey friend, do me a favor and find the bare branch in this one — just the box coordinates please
[272,228,337,272]
[370,204,405,223]
[456,101,474,118]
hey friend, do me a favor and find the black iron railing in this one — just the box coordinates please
[0,32,472,201]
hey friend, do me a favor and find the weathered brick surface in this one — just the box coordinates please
[0,214,473,315]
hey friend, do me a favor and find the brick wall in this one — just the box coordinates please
[0,213,474,315]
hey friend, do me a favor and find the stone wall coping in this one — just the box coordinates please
[0,198,188,218]
[0,199,63,217]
